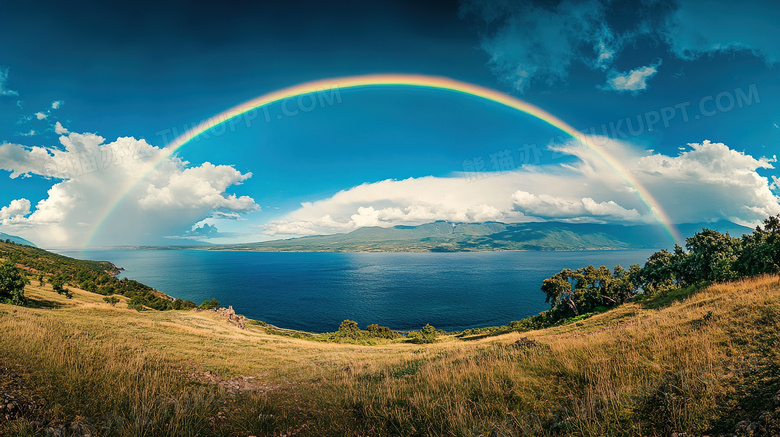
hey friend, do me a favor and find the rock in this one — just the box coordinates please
[512,337,543,350]
[216,305,247,329]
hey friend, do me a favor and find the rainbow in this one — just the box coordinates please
[86,74,682,246]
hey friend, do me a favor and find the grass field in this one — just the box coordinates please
[1,275,779,436]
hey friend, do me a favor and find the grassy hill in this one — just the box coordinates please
[1,263,778,435]
[209,220,751,252]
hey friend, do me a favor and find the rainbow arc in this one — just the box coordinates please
[86,74,682,246]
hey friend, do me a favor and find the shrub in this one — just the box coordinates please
[409,323,437,344]
[198,298,219,310]
[339,319,359,332]
[128,296,146,311]
[52,280,73,299]
[103,296,120,306]
[367,323,399,339]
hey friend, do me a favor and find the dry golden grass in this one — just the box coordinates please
[1,276,779,436]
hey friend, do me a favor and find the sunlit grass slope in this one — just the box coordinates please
[1,273,779,436]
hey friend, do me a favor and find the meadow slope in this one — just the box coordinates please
[1,274,779,436]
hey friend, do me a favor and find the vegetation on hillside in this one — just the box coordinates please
[0,241,198,311]
[524,215,780,329]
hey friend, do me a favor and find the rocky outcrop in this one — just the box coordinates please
[216,306,246,329]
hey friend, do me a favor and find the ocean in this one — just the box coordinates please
[56,249,656,333]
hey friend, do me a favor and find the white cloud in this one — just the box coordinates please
[35,112,48,120]
[603,60,661,93]
[0,199,31,225]
[0,68,18,96]
[511,191,642,221]
[0,131,257,247]
[54,121,69,134]
[262,137,780,238]
[51,100,63,110]
[18,129,36,137]
[662,0,780,63]
[459,0,616,92]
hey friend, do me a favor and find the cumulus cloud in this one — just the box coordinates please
[0,199,31,225]
[182,223,220,239]
[459,0,617,92]
[0,131,257,246]
[0,68,18,96]
[35,112,48,120]
[54,122,68,135]
[51,100,63,109]
[603,60,661,93]
[262,137,779,238]
[662,0,780,63]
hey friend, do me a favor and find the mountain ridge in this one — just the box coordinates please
[207,220,753,252]
[0,231,36,247]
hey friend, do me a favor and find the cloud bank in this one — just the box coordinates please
[261,138,779,238]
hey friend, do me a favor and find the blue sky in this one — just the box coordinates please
[0,0,778,247]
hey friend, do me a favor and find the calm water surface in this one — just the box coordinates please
[56,249,655,332]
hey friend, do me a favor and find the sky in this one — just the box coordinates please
[0,0,778,248]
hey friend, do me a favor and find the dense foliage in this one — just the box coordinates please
[0,261,28,305]
[540,214,780,320]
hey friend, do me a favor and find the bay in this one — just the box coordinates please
[56,249,656,333]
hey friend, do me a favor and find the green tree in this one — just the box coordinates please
[540,268,581,315]
[52,280,73,299]
[103,296,120,306]
[642,249,677,292]
[0,261,27,305]
[736,215,780,276]
[684,228,740,283]
[198,298,219,310]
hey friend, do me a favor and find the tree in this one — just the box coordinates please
[736,215,780,277]
[541,268,581,314]
[52,280,73,299]
[103,296,120,306]
[684,229,740,283]
[0,261,27,305]
[642,249,677,292]
[198,298,219,310]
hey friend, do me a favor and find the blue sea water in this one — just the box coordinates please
[56,249,656,333]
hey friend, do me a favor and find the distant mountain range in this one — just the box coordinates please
[205,220,753,252]
[0,232,36,247]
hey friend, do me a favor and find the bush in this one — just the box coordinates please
[339,319,359,332]
[198,298,219,310]
[103,296,120,306]
[367,323,399,339]
[128,296,146,311]
[171,299,197,310]
[0,261,27,305]
[52,280,73,299]
[409,323,437,344]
